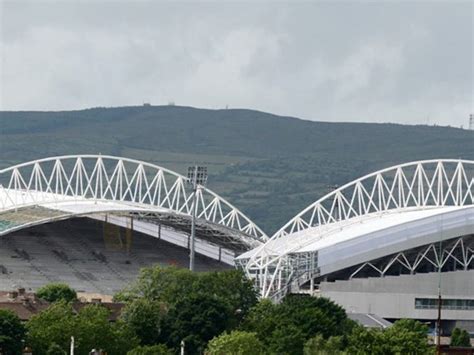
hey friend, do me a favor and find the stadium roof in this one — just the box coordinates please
[0,155,268,253]
[238,205,473,259]
[238,159,474,300]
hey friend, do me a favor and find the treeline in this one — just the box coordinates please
[0,266,470,354]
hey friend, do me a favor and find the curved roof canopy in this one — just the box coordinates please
[0,155,268,251]
[237,159,474,300]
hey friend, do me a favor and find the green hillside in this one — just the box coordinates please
[1,105,473,234]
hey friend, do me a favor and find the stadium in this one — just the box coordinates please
[237,159,474,333]
[0,156,473,333]
[0,155,267,295]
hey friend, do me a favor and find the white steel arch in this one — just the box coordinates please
[237,159,474,300]
[275,159,474,239]
[0,155,268,248]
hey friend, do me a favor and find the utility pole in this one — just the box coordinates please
[186,165,207,271]
[436,238,443,355]
[70,336,74,355]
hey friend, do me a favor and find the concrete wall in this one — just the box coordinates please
[320,270,474,321]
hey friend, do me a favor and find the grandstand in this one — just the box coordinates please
[0,218,228,295]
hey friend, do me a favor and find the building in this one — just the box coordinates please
[238,159,474,334]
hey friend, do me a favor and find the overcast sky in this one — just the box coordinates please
[0,0,472,127]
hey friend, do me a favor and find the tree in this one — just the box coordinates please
[116,266,258,352]
[195,270,258,318]
[304,334,326,355]
[383,319,433,354]
[347,326,388,355]
[241,295,355,355]
[36,283,77,303]
[114,266,196,304]
[127,344,174,355]
[279,295,353,339]
[46,343,67,355]
[268,324,305,355]
[27,301,75,354]
[0,309,26,355]
[27,301,139,355]
[121,299,168,345]
[240,299,279,343]
[347,320,434,355]
[74,304,139,355]
[116,267,257,322]
[206,331,265,355]
[325,336,345,353]
[166,294,232,354]
[451,327,471,348]
[304,334,345,355]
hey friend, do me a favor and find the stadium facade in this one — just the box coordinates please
[0,156,473,332]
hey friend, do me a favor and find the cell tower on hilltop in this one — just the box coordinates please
[470,114,474,130]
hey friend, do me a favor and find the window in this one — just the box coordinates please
[415,298,474,310]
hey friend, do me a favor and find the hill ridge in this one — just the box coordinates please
[1,106,472,232]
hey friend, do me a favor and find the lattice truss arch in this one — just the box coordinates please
[348,235,474,280]
[0,155,267,243]
[277,159,474,239]
[240,159,474,299]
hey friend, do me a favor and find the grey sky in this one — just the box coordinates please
[0,0,472,127]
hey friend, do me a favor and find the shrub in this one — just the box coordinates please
[451,327,471,348]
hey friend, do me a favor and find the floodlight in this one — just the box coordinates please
[187,165,208,271]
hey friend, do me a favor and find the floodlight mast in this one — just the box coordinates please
[187,165,208,271]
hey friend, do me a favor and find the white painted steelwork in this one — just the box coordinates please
[347,235,473,279]
[0,155,267,248]
[237,160,474,300]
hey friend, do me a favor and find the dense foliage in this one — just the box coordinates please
[114,268,434,354]
[126,344,174,355]
[241,295,356,355]
[115,264,258,314]
[36,283,77,303]
[26,301,138,355]
[116,266,258,353]
[303,334,345,355]
[46,343,67,355]
[0,309,26,355]
[14,270,437,354]
[347,319,434,355]
[451,327,471,347]
[305,323,434,355]
[1,106,472,233]
[166,294,232,353]
[206,331,265,355]
[121,299,168,346]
